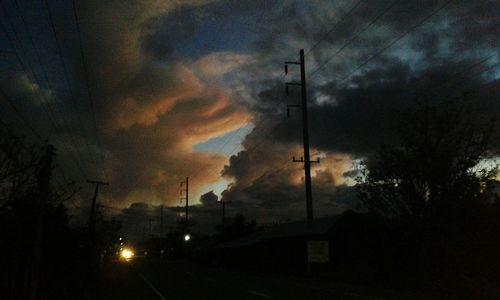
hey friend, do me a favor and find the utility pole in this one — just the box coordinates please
[221,199,225,224]
[219,199,226,225]
[148,217,152,237]
[180,177,189,224]
[285,49,320,224]
[30,145,54,300]
[160,204,164,238]
[142,222,146,240]
[217,199,231,225]
[87,180,109,235]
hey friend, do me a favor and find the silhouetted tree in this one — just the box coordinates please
[0,125,84,299]
[0,125,40,213]
[217,214,256,241]
[357,97,497,225]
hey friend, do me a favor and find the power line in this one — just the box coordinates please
[337,0,454,85]
[0,85,42,141]
[0,10,89,180]
[190,116,254,180]
[305,0,364,56]
[423,60,500,102]
[190,117,285,183]
[42,0,99,171]
[72,0,106,174]
[309,0,400,79]
[213,117,252,156]
[196,0,385,201]
[251,159,296,186]
[0,98,69,189]
[12,0,96,179]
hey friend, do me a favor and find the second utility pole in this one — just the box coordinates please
[87,180,109,235]
[30,145,54,300]
[285,49,319,224]
[180,177,189,224]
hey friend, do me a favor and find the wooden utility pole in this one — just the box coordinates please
[217,199,231,225]
[285,49,320,224]
[160,204,164,238]
[180,177,189,224]
[221,199,225,224]
[30,144,54,300]
[148,217,153,237]
[87,180,108,235]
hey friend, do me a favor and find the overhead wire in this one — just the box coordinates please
[188,0,308,187]
[12,0,96,181]
[0,97,68,189]
[336,0,455,86]
[0,6,89,181]
[305,0,364,56]
[416,52,499,99]
[71,0,106,176]
[42,0,99,172]
[308,0,401,79]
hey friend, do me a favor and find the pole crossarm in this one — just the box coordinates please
[179,177,189,225]
[285,61,300,74]
[87,180,109,185]
[292,156,320,163]
[284,49,316,224]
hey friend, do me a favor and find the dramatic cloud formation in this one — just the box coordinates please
[0,0,498,235]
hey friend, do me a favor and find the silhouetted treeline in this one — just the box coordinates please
[356,97,500,298]
[0,126,119,299]
[190,98,499,299]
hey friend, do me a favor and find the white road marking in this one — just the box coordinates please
[137,271,167,300]
[247,290,273,299]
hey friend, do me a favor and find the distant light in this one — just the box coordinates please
[119,237,123,241]
[120,242,123,246]
[184,234,191,242]
[120,248,134,260]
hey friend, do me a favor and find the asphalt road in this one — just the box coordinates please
[80,259,424,300]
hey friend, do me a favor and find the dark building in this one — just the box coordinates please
[213,211,393,280]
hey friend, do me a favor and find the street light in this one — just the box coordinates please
[120,248,134,261]
[184,234,191,242]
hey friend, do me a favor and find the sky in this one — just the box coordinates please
[0,0,498,238]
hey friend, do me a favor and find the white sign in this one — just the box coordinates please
[307,240,329,263]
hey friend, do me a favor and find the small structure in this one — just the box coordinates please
[213,211,392,276]
[215,215,341,273]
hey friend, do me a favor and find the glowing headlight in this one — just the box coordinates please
[120,248,134,260]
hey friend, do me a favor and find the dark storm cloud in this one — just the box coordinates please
[300,1,499,64]
[1,0,253,215]
[1,0,498,234]
[219,0,499,222]
[139,0,284,60]
[241,58,499,159]
[140,8,200,60]
[66,0,252,208]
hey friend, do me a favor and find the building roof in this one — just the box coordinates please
[217,215,341,249]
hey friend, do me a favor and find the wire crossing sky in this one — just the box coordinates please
[0,0,498,234]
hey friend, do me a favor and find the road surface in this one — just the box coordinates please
[78,259,423,300]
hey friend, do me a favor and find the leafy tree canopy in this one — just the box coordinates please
[357,97,498,225]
